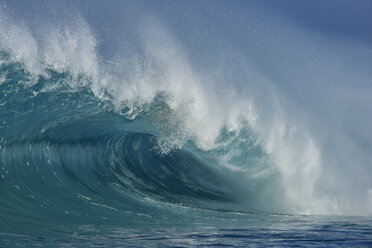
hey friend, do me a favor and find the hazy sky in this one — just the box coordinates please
[3,0,372,48]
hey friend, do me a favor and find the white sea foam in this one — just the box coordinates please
[0,9,98,81]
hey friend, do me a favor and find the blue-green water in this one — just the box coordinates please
[1,1,372,246]
[2,212,372,247]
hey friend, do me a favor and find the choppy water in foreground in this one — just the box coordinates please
[2,211,372,247]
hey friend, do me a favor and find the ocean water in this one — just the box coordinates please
[1,1,372,247]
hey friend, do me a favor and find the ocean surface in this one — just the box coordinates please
[1,1,372,247]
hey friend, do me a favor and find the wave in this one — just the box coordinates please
[0,2,372,229]
[0,52,284,224]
